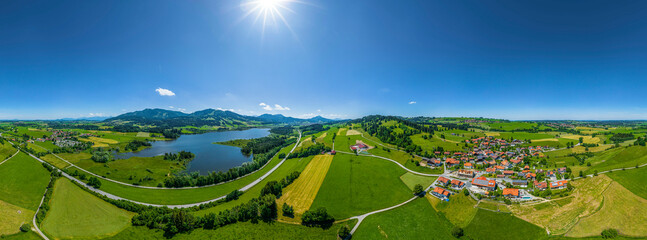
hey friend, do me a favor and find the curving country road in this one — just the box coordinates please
[18,131,302,208]
[336,151,441,177]
[348,182,437,235]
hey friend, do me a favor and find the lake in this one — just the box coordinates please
[114,128,270,174]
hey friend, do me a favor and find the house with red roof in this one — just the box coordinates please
[432,187,451,201]
[451,180,465,189]
[503,188,520,198]
[437,177,451,187]
[550,180,568,190]
[534,181,547,191]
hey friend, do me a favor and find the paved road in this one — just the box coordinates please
[348,182,436,235]
[21,132,302,208]
[32,188,50,240]
[336,151,441,177]
[0,148,20,166]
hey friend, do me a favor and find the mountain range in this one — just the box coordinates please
[104,108,338,128]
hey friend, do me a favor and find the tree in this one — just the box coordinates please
[88,177,101,188]
[413,184,424,196]
[338,224,351,239]
[579,137,584,144]
[601,228,619,239]
[579,170,584,178]
[302,207,335,228]
[259,194,277,221]
[164,210,196,236]
[20,224,30,232]
[451,227,464,238]
[462,188,470,196]
[282,203,294,217]
[504,198,512,205]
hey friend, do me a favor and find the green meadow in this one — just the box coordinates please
[399,172,436,191]
[607,166,647,200]
[309,154,412,220]
[41,178,135,239]
[352,198,455,239]
[0,153,50,210]
[464,209,547,240]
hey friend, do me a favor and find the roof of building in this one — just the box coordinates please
[503,188,520,196]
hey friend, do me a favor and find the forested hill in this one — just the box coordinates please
[104,108,337,128]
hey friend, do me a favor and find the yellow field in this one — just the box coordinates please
[509,175,612,235]
[346,129,361,136]
[0,199,34,235]
[533,138,559,142]
[337,128,347,135]
[79,136,119,148]
[277,155,334,221]
[567,182,647,237]
[41,155,71,169]
[561,134,600,144]
[136,132,150,137]
[571,145,612,153]
[485,132,500,136]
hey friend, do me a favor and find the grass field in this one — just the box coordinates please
[567,182,647,237]
[352,197,455,239]
[72,155,184,187]
[0,153,50,210]
[464,209,547,240]
[509,175,612,235]
[561,134,601,144]
[499,132,556,140]
[41,178,135,239]
[607,166,647,200]
[277,155,333,220]
[411,133,465,152]
[0,200,35,236]
[73,142,298,205]
[586,146,647,174]
[484,122,538,131]
[428,193,477,227]
[309,154,412,220]
[346,129,361,135]
[0,232,42,240]
[40,155,70,169]
[106,220,356,240]
[0,142,17,160]
[195,154,314,216]
[78,136,119,148]
[399,172,436,191]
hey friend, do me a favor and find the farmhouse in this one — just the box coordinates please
[464,162,473,169]
[471,177,497,191]
[503,188,520,198]
[431,187,451,201]
[350,143,369,151]
[446,158,460,167]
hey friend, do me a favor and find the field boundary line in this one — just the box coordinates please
[32,184,50,240]
[0,148,20,166]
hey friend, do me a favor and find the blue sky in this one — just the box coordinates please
[1,0,647,120]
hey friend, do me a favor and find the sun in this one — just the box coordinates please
[240,0,300,36]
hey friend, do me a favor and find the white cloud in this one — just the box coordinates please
[217,107,235,111]
[259,102,273,111]
[169,106,175,109]
[155,88,175,96]
[409,101,417,104]
[273,104,290,111]
[88,113,105,117]
[317,109,321,112]
[259,103,290,111]
[177,108,186,112]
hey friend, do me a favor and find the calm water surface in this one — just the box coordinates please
[114,128,270,174]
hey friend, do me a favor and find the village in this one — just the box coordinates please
[417,136,573,203]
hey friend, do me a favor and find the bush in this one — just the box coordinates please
[601,228,619,239]
[463,188,470,196]
[88,176,102,188]
[338,224,351,239]
[282,203,294,217]
[413,184,424,196]
[302,207,335,228]
[20,223,30,232]
[451,226,464,238]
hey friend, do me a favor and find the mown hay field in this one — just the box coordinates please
[277,155,333,220]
